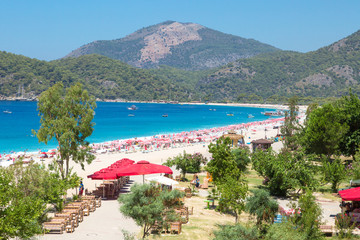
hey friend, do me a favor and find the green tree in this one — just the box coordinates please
[245,189,278,230]
[301,103,347,159]
[0,162,78,239]
[217,175,248,223]
[321,157,346,192]
[33,82,96,178]
[232,147,251,172]
[252,149,317,196]
[206,138,248,222]
[289,190,324,240]
[164,152,207,179]
[206,137,238,183]
[281,96,300,150]
[118,183,184,239]
[338,90,360,159]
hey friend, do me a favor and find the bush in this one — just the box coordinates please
[265,222,307,240]
[213,224,259,240]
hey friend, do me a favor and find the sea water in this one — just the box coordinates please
[0,101,274,153]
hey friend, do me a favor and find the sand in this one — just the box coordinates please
[39,121,287,240]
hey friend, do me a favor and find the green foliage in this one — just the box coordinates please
[338,90,360,158]
[231,146,251,172]
[336,213,355,239]
[213,224,259,240]
[281,96,301,150]
[164,151,207,179]
[206,137,239,184]
[321,157,346,192]
[0,162,79,239]
[265,222,307,240]
[200,29,360,102]
[245,189,278,229]
[301,102,347,158]
[118,183,184,239]
[217,175,248,223]
[33,82,96,178]
[288,190,324,240]
[251,149,317,196]
[206,137,248,222]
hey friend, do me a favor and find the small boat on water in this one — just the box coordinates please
[127,105,138,110]
[162,114,168,117]
[248,114,254,118]
[226,113,234,116]
[261,110,284,116]
[128,114,135,117]
[3,110,12,114]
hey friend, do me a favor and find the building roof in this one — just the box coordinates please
[251,139,273,144]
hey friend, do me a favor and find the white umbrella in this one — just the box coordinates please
[145,176,179,186]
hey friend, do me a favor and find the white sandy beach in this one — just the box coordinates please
[38,120,287,240]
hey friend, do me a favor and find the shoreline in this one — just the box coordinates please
[0,116,289,165]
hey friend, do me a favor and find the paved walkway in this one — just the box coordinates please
[39,176,147,240]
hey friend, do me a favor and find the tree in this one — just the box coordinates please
[281,96,300,150]
[245,189,278,230]
[321,157,346,192]
[206,138,248,222]
[118,183,184,239]
[289,190,324,240]
[232,147,251,172]
[338,90,360,159]
[251,149,317,196]
[164,152,207,179]
[33,82,96,178]
[301,103,347,159]
[0,161,79,239]
[206,137,238,184]
[217,175,248,223]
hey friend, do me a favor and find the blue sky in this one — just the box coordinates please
[1,0,359,61]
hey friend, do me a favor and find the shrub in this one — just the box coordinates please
[213,224,259,240]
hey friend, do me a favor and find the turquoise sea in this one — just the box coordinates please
[0,101,274,153]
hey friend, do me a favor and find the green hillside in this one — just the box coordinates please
[64,21,279,70]
[198,30,360,102]
[0,52,210,101]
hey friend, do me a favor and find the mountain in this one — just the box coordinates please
[64,21,279,70]
[0,51,210,101]
[1,29,360,103]
[198,29,360,102]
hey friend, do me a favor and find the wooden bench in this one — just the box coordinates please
[319,225,333,236]
[43,222,63,234]
[65,221,75,233]
[170,222,182,234]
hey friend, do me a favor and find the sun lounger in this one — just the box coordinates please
[319,225,333,236]
[43,222,63,234]
[170,221,182,234]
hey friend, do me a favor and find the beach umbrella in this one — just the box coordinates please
[116,160,173,183]
[88,169,118,198]
[339,187,360,201]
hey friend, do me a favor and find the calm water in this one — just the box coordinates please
[0,101,274,153]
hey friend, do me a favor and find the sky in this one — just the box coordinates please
[1,0,359,61]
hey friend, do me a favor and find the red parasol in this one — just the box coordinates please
[339,187,360,201]
[116,160,173,183]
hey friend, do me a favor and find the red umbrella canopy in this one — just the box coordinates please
[339,187,360,201]
[111,158,135,167]
[116,160,173,177]
[88,168,118,180]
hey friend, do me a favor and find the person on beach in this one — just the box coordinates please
[195,176,200,188]
[79,181,84,196]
